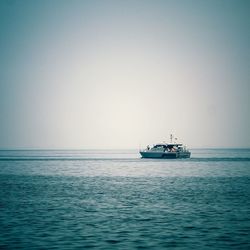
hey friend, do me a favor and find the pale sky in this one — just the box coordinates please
[0,0,249,149]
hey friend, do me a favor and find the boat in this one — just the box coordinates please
[140,134,191,159]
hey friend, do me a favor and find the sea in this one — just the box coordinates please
[0,148,249,249]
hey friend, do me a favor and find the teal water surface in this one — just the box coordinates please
[0,149,249,249]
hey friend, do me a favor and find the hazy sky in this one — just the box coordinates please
[0,0,249,149]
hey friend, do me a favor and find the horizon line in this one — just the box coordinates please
[0,147,250,151]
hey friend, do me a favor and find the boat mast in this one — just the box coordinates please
[170,134,173,143]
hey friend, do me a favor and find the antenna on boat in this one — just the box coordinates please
[170,134,173,143]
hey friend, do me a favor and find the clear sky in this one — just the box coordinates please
[0,0,249,149]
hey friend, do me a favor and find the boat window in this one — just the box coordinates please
[153,145,165,149]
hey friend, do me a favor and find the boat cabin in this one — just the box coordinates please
[150,143,184,152]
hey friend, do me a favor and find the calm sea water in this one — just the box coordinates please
[0,149,249,249]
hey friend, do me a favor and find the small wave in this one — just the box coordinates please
[0,157,250,162]
[190,157,250,162]
[0,157,138,161]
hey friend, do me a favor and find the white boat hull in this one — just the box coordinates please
[140,151,191,159]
